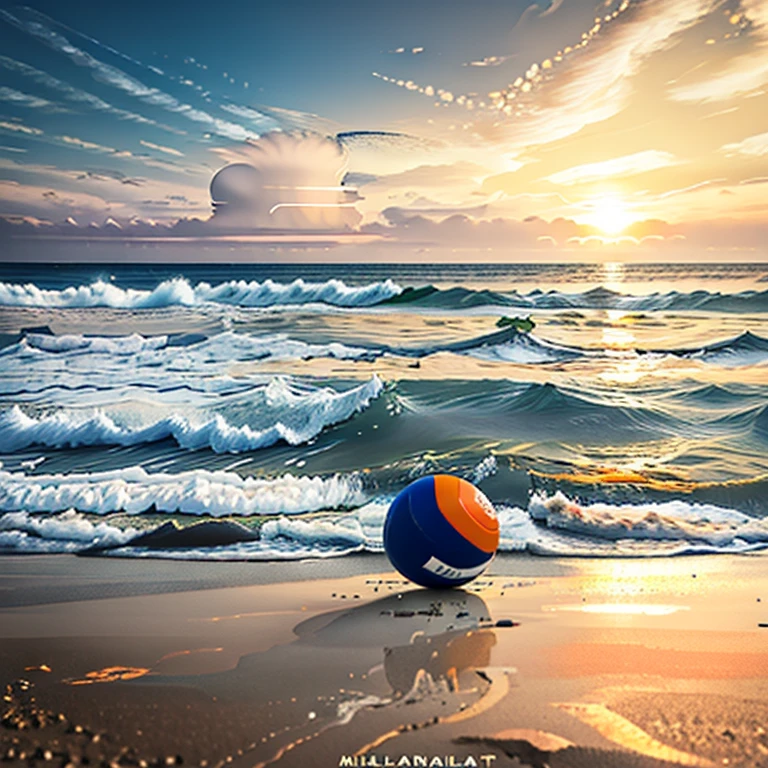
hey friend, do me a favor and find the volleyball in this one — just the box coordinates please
[383,475,499,588]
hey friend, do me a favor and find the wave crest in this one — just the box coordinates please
[0,466,366,516]
[0,277,402,309]
[0,374,383,453]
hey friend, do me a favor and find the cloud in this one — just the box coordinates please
[0,121,43,136]
[360,207,767,251]
[0,55,183,134]
[721,131,768,157]
[667,0,768,103]
[0,109,202,176]
[0,158,207,220]
[401,0,720,151]
[0,120,196,175]
[0,179,120,218]
[545,150,679,186]
[139,140,185,157]
[60,135,116,153]
[464,55,513,67]
[209,132,362,230]
[362,207,584,246]
[219,103,281,132]
[509,0,721,147]
[656,178,726,199]
[667,56,768,103]
[539,0,566,17]
[0,9,261,142]
[0,86,67,112]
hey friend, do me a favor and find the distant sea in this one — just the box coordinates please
[1,261,767,560]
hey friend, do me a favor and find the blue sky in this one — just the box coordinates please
[0,0,767,257]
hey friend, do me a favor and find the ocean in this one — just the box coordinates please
[0,261,767,560]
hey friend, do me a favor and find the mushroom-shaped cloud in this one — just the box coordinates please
[210,132,362,231]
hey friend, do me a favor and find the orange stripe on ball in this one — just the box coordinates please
[433,474,499,554]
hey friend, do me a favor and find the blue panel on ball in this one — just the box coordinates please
[383,477,492,589]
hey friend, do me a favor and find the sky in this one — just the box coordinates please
[0,0,766,260]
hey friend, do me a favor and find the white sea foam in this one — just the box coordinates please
[1,332,381,407]
[0,509,136,544]
[0,374,384,453]
[23,333,170,355]
[0,466,367,516]
[527,491,768,553]
[462,334,584,364]
[0,277,402,309]
[1,468,764,559]
[17,330,378,363]
[99,538,367,561]
[0,529,85,554]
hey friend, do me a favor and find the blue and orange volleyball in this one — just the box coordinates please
[383,475,499,588]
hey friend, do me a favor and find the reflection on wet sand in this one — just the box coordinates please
[143,590,502,767]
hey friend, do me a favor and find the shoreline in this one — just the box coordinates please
[2,553,766,767]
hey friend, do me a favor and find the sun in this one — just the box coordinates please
[586,195,635,236]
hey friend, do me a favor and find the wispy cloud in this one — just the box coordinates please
[0,9,260,143]
[668,56,768,103]
[219,103,281,131]
[464,55,513,68]
[0,115,198,176]
[545,150,678,186]
[387,46,425,54]
[721,131,768,157]
[0,157,207,219]
[0,178,120,217]
[139,140,185,157]
[0,55,184,134]
[656,178,726,199]
[509,0,720,149]
[60,135,116,153]
[667,0,768,103]
[0,120,43,136]
[0,86,67,112]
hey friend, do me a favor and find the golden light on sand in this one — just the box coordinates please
[543,602,690,616]
[586,195,634,235]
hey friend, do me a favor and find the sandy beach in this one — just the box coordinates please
[2,553,766,768]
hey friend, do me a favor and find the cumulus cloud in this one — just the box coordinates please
[209,132,362,230]
[360,207,767,251]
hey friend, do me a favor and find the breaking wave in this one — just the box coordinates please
[0,465,366,517]
[379,284,768,314]
[2,482,766,559]
[0,375,383,453]
[0,277,402,309]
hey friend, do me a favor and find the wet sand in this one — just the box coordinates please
[1,553,767,768]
